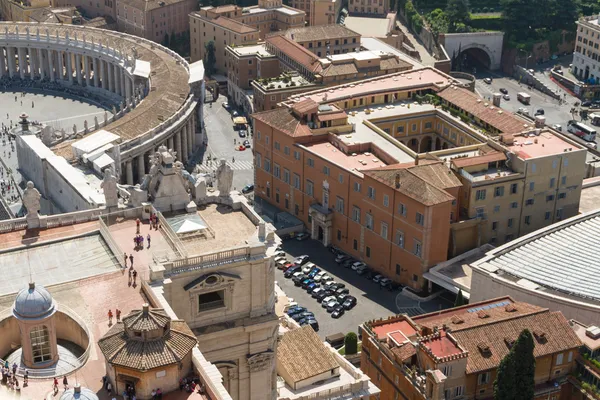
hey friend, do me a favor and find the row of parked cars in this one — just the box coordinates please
[331,248,402,291]
[277,253,357,320]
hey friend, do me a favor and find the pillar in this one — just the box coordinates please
[92,57,99,87]
[107,62,113,92]
[125,76,132,102]
[103,60,109,89]
[47,49,54,81]
[114,64,120,95]
[0,47,6,77]
[187,120,193,156]
[99,59,104,89]
[37,48,45,80]
[7,47,16,78]
[126,161,133,185]
[167,137,174,151]
[137,154,145,181]
[84,55,90,86]
[120,68,126,98]
[18,47,25,79]
[182,126,189,163]
[75,54,82,85]
[58,51,64,80]
[66,52,73,84]
[175,131,182,161]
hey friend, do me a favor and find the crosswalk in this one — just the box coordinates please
[195,160,254,172]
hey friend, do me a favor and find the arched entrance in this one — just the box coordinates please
[318,226,324,241]
[435,138,441,150]
[407,138,419,152]
[457,47,492,71]
[442,142,449,149]
[419,136,432,153]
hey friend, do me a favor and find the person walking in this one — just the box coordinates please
[136,218,141,234]
[147,234,151,248]
[116,308,121,322]
[23,369,28,386]
[53,377,59,394]
[132,269,138,285]
[63,375,68,390]
[107,381,112,395]
[128,268,133,284]
[108,309,113,325]
[124,252,128,267]
[129,254,134,266]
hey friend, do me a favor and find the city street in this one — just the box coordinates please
[192,95,254,191]
[277,238,453,339]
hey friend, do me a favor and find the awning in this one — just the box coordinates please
[133,59,151,78]
[233,117,248,125]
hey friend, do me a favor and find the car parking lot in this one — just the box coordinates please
[276,238,453,339]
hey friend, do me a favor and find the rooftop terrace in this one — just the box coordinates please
[304,142,388,174]
[505,130,582,159]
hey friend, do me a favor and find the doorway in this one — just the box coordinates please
[318,226,324,241]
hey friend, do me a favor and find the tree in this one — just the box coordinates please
[494,329,536,400]
[344,332,358,355]
[547,0,579,32]
[445,0,470,32]
[204,40,217,77]
[427,8,449,36]
[454,289,465,307]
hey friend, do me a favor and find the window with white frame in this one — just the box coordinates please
[365,213,374,230]
[414,239,422,257]
[283,168,290,184]
[336,196,345,213]
[398,203,407,216]
[416,212,424,226]
[264,158,271,173]
[323,166,330,176]
[381,222,388,239]
[478,372,490,385]
[255,153,262,168]
[306,180,314,196]
[383,194,389,207]
[274,164,280,179]
[293,174,300,189]
[354,182,361,192]
[395,230,404,247]
[367,186,376,199]
[352,206,361,223]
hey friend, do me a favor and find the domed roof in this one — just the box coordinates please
[60,384,99,400]
[13,282,56,319]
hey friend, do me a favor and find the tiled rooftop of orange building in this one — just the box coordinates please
[304,142,388,173]
[421,331,463,359]
[372,319,417,340]
[506,130,581,159]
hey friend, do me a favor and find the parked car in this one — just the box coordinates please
[342,259,355,268]
[483,77,492,84]
[527,68,535,74]
[292,311,314,322]
[294,255,310,266]
[238,130,246,138]
[296,232,310,241]
[372,274,383,284]
[331,306,345,318]
[306,282,320,293]
[325,300,340,313]
[337,293,350,303]
[303,318,319,332]
[232,110,239,118]
[551,124,562,131]
[222,102,230,110]
[335,254,350,263]
[284,266,301,278]
[281,262,295,272]
[503,94,510,101]
[286,306,306,316]
[351,261,366,271]
[535,108,545,116]
[582,101,593,107]
[241,184,254,194]
[321,296,337,307]
[311,287,326,299]
[316,290,334,302]
[499,88,508,94]
[292,274,306,286]
[243,140,251,148]
[308,268,321,279]
[302,263,317,274]
[301,279,314,289]
[321,275,334,283]
[379,278,392,288]
[330,282,345,290]
[342,296,357,310]
[356,265,368,275]
[335,287,350,296]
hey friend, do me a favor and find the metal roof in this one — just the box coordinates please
[482,211,600,301]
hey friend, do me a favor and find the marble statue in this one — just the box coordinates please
[72,124,77,136]
[104,111,108,125]
[216,159,233,195]
[94,116,99,131]
[112,105,117,116]
[194,177,207,202]
[41,126,53,146]
[101,169,119,208]
[84,120,88,134]
[23,181,41,217]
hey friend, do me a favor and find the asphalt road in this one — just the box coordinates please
[193,95,254,191]
[277,238,453,339]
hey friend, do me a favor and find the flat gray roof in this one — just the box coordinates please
[474,210,600,302]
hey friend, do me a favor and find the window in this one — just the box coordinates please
[568,351,573,363]
[546,194,555,202]
[526,198,534,206]
[366,246,371,257]
[414,239,422,257]
[552,159,558,169]
[476,189,487,201]
[293,174,300,189]
[561,176,567,185]
[510,183,518,194]
[264,158,271,173]
[558,192,566,199]
[531,163,537,173]
[284,146,290,156]
[396,264,401,275]
[442,365,452,377]
[525,215,531,225]
[425,122,432,129]
[365,213,374,230]
[306,180,314,196]
[478,372,491,385]
[198,290,225,311]
[397,125,404,133]
[529,182,535,191]
[454,386,464,396]
[415,212,424,226]
[492,221,498,231]
[274,164,281,179]
[294,151,301,160]
[395,230,404,248]
[550,177,556,188]
[381,222,388,239]
[274,141,280,150]
[494,186,504,197]
[367,186,376,200]
[337,229,342,241]
[506,234,514,241]
[508,218,514,228]
[556,208,563,219]
[412,274,419,282]
[510,202,518,209]
[307,158,314,167]
[398,203,407,217]
[256,153,262,168]
[383,194,389,207]
[352,206,361,223]
[336,197,344,213]
[283,168,290,184]
[353,182,361,192]
[323,166,330,176]
[30,326,52,363]
[556,353,564,365]
[493,205,500,213]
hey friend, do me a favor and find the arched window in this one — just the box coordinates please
[30,326,52,364]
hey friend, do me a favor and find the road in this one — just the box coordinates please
[192,95,254,191]
[277,238,453,339]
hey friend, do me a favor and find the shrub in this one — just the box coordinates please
[344,332,358,355]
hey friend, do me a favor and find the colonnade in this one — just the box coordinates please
[123,114,197,186]
[0,46,134,99]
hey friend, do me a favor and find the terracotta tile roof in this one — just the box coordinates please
[391,344,416,362]
[438,86,531,134]
[278,326,339,383]
[451,152,507,168]
[363,164,456,206]
[281,24,360,43]
[293,98,319,114]
[317,111,347,122]
[414,301,547,332]
[211,16,257,34]
[98,308,197,371]
[212,4,238,12]
[451,311,582,374]
[407,161,462,190]
[266,35,323,73]
[252,108,311,137]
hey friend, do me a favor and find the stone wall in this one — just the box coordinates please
[0,315,21,360]
[513,65,561,99]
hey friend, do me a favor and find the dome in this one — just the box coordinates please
[13,282,56,319]
[60,384,99,400]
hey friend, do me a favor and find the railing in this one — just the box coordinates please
[44,208,104,228]
[156,211,187,258]
[0,217,27,233]
[98,216,126,269]
[166,246,252,275]
[198,300,225,311]
[0,305,92,379]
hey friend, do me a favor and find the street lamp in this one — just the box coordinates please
[518,48,533,70]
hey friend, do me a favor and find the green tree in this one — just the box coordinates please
[494,329,536,400]
[547,0,579,32]
[454,289,465,307]
[344,332,358,355]
[500,0,544,40]
[446,0,470,32]
[204,40,217,77]
[427,8,449,36]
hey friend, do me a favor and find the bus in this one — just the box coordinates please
[517,92,531,105]
[568,121,597,142]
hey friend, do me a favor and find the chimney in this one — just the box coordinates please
[395,173,400,189]
[142,303,150,315]
[74,384,81,394]
[29,282,35,290]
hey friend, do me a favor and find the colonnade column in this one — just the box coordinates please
[7,47,16,78]
[84,55,90,86]
[28,48,36,78]
[167,137,174,151]
[66,52,73,84]
[175,131,182,161]
[126,161,133,185]
[187,120,193,157]
[137,153,145,181]
[125,76,132,102]
[18,47,25,79]
[58,51,64,81]
[92,57,99,87]
[103,60,109,90]
[99,59,105,89]
[37,48,45,80]
[75,54,82,85]
[47,49,55,81]
[120,69,126,98]
[113,64,120,95]
[0,48,6,78]
[181,126,189,163]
